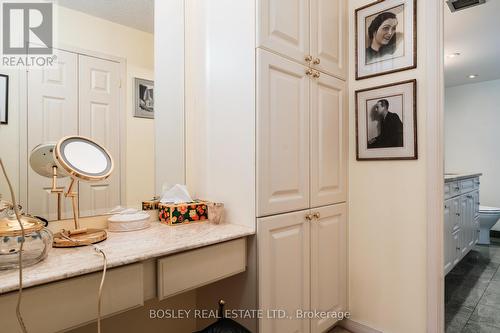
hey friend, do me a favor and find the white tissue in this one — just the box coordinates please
[160,184,193,204]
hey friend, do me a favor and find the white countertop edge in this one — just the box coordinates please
[0,222,255,295]
[444,173,482,183]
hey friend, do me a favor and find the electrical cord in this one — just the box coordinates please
[0,159,28,333]
[58,232,108,333]
[1,158,108,333]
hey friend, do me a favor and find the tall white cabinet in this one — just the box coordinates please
[257,1,348,332]
[183,1,348,331]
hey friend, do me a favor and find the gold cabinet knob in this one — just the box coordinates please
[305,55,313,63]
[312,70,320,78]
[305,214,314,221]
[306,69,314,76]
[313,58,321,65]
[313,212,321,219]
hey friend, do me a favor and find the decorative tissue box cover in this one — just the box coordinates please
[158,200,209,225]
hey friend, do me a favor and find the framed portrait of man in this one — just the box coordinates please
[355,0,416,80]
[355,79,417,160]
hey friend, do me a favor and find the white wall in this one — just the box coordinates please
[348,1,429,332]
[154,1,186,192]
[445,79,500,230]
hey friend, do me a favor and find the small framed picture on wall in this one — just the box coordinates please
[0,74,8,124]
[134,78,154,119]
[355,0,417,80]
[355,79,417,160]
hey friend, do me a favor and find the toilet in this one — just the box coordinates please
[478,206,500,245]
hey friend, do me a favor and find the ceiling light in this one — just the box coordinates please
[468,74,479,79]
[447,52,461,58]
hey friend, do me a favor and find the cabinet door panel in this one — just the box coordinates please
[452,230,460,266]
[459,197,468,257]
[310,0,347,79]
[444,200,453,275]
[310,203,347,333]
[473,190,480,218]
[257,50,310,216]
[257,0,309,64]
[258,210,311,333]
[310,73,347,208]
[466,194,475,249]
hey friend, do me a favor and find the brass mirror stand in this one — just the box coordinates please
[50,166,107,248]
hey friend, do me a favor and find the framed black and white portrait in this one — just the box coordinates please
[356,79,417,160]
[0,74,8,124]
[355,0,416,80]
[134,78,154,119]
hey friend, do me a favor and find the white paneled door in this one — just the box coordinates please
[310,72,347,208]
[257,0,310,64]
[27,49,78,220]
[257,49,310,217]
[78,55,121,217]
[258,210,311,333]
[310,203,347,333]
[310,0,347,79]
[27,51,121,220]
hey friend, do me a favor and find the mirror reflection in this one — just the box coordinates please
[0,0,156,221]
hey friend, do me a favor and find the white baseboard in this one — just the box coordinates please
[338,319,383,333]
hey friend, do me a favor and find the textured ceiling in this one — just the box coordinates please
[57,0,154,33]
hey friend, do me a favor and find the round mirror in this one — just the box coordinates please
[54,136,113,182]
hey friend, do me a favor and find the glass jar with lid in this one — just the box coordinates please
[0,202,53,270]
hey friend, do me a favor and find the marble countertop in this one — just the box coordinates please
[0,221,255,295]
[444,172,482,183]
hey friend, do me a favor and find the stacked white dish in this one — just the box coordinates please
[108,208,151,232]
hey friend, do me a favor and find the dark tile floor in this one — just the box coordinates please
[446,237,500,332]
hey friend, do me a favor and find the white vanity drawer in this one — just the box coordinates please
[460,178,475,194]
[157,238,246,300]
[473,177,480,190]
[0,263,143,333]
[444,182,452,199]
[445,181,460,199]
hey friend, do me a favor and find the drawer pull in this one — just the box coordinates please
[467,195,473,199]
[456,247,461,251]
[455,187,460,191]
[313,212,321,219]
[456,213,460,216]
[305,214,314,221]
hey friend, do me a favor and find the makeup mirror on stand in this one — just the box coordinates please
[30,136,114,247]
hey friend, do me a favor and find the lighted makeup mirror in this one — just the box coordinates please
[30,136,114,247]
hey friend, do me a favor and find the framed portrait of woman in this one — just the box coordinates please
[355,0,416,80]
[355,79,417,160]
